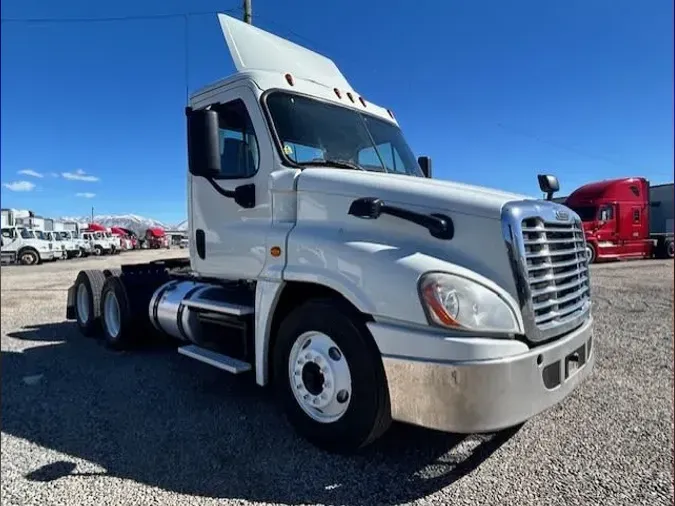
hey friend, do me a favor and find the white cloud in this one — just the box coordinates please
[61,169,99,182]
[76,192,96,199]
[18,169,43,178]
[3,181,36,192]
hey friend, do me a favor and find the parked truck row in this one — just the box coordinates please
[65,15,595,454]
[0,209,174,266]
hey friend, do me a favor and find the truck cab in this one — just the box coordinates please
[43,231,68,260]
[81,231,113,256]
[564,177,672,262]
[66,14,595,453]
[58,230,92,258]
[1,226,55,265]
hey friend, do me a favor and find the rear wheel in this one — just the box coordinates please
[273,297,391,454]
[100,276,135,350]
[74,270,106,336]
[665,239,674,259]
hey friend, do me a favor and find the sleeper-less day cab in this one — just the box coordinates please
[66,14,595,453]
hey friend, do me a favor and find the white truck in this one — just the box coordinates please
[79,231,114,256]
[44,231,73,260]
[1,226,56,265]
[58,231,93,258]
[65,14,594,453]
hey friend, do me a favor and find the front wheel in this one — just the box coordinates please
[19,249,39,266]
[585,243,596,264]
[273,297,391,454]
[93,245,103,256]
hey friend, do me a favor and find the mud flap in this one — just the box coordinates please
[66,284,77,320]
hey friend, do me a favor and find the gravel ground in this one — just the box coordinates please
[1,253,673,506]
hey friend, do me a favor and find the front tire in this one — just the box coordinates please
[18,249,39,266]
[273,297,391,454]
[93,245,103,256]
[665,239,674,259]
[585,243,597,264]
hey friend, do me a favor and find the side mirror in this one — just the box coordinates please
[537,174,559,201]
[186,107,221,177]
[418,156,432,178]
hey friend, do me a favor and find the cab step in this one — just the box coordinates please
[177,344,252,374]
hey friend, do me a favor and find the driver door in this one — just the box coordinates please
[189,84,276,281]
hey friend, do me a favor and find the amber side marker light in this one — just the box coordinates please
[270,246,282,257]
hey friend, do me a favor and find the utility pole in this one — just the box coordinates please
[91,206,94,224]
[243,0,252,24]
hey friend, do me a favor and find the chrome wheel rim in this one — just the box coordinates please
[103,291,121,338]
[288,331,352,424]
[76,284,90,323]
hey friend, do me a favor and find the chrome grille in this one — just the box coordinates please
[502,201,591,343]
[521,218,589,330]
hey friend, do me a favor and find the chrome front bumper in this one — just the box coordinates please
[369,317,594,433]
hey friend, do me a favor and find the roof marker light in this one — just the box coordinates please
[346,92,355,103]
[359,97,367,107]
[387,109,395,119]
[334,88,342,98]
[285,73,294,86]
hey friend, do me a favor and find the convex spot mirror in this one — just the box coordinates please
[186,107,221,178]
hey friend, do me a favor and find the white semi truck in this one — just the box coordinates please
[65,14,595,453]
[1,226,56,265]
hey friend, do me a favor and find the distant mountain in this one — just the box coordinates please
[58,214,179,236]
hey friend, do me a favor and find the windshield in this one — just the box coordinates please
[59,232,70,240]
[266,92,424,177]
[568,205,597,222]
[19,228,35,239]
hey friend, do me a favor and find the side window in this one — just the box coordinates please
[20,229,31,239]
[1,228,13,239]
[599,205,614,221]
[358,143,406,173]
[215,99,259,178]
[632,209,640,223]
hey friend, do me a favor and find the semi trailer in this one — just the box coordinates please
[65,14,595,453]
[562,178,674,263]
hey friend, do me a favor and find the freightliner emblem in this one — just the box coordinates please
[555,210,570,221]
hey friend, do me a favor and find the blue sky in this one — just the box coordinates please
[1,0,672,225]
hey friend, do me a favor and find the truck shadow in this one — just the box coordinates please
[3,322,520,505]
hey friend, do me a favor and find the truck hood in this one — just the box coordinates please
[295,169,532,219]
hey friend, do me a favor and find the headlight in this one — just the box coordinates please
[419,272,520,334]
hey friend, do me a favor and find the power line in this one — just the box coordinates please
[495,122,641,171]
[0,9,240,24]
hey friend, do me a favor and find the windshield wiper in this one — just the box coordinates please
[297,159,366,171]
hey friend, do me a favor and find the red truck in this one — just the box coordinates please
[144,227,169,249]
[562,177,674,263]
